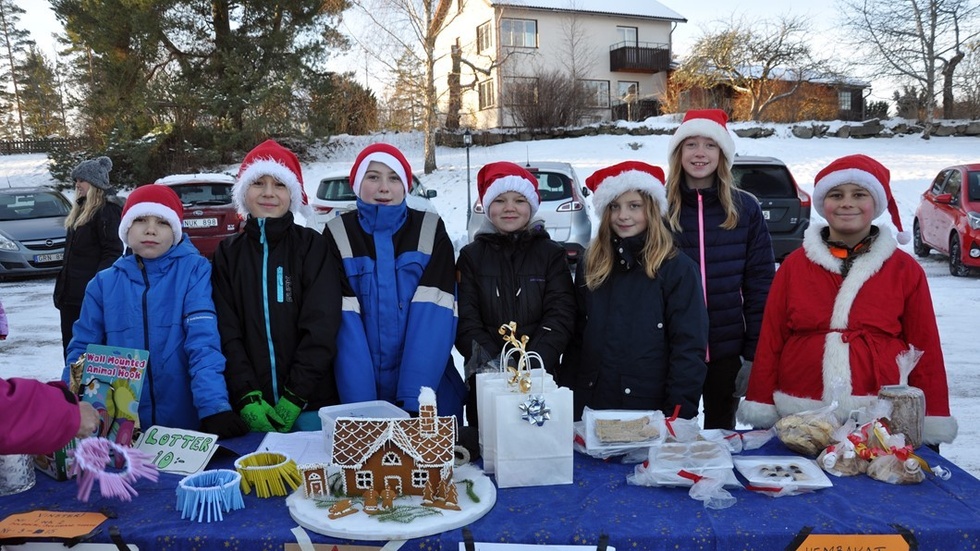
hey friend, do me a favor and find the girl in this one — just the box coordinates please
[561,161,708,421]
[456,161,575,427]
[738,154,957,446]
[54,156,122,359]
[665,109,775,430]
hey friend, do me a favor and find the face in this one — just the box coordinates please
[607,190,648,239]
[127,215,175,259]
[358,161,406,205]
[679,136,721,188]
[75,180,91,198]
[244,174,291,218]
[487,191,532,233]
[822,183,876,246]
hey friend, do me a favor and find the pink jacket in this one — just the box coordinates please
[0,377,81,454]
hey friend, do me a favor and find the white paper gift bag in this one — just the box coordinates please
[493,384,574,488]
[477,367,556,474]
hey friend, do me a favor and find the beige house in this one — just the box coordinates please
[434,0,686,129]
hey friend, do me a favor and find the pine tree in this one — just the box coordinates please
[15,45,66,137]
[0,0,34,140]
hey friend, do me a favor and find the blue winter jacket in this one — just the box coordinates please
[325,199,464,417]
[63,237,233,431]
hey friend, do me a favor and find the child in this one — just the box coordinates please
[63,184,247,438]
[665,109,775,430]
[560,161,708,421]
[738,154,958,446]
[324,143,465,418]
[456,161,575,427]
[212,139,341,432]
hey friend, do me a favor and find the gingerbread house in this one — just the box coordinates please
[297,463,330,498]
[330,388,456,503]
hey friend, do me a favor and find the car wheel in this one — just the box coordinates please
[949,235,971,277]
[912,220,931,258]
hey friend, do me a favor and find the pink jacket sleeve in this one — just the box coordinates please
[0,377,81,455]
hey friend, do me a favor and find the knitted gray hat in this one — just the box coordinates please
[71,156,113,191]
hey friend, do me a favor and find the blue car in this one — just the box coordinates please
[0,187,72,278]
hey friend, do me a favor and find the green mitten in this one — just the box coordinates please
[274,389,306,432]
[239,391,285,432]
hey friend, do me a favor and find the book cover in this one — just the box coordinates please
[77,343,149,447]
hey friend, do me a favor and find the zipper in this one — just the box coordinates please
[259,219,279,402]
[696,192,710,362]
[137,256,156,426]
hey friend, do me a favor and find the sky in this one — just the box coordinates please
[2,118,979,481]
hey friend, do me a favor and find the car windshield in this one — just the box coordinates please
[170,183,233,206]
[318,178,356,201]
[968,171,980,202]
[532,171,572,202]
[733,166,796,198]
[0,192,69,220]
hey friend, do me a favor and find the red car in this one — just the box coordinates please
[912,163,980,276]
[154,173,242,260]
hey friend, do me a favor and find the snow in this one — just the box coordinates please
[2,120,978,478]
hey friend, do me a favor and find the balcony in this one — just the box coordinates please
[609,41,671,74]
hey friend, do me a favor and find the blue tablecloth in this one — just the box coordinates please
[2,432,979,550]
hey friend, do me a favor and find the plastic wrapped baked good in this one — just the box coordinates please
[774,404,841,457]
[867,454,925,485]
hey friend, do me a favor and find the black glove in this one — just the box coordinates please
[200,410,250,439]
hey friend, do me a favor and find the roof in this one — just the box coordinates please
[154,173,236,185]
[492,0,686,22]
[331,416,456,469]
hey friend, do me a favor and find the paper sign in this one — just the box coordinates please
[284,545,380,551]
[459,544,616,551]
[795,534,909,551]
[134,425,220,475]
[0,511,107,539]
[260,431,331,465]
[2,544,137,550]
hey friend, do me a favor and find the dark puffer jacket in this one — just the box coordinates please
[54,198,122,309]
[671,182,774,362]
[455,226,575,374]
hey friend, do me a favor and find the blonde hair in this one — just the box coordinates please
[584,192,676,290]
[665,143,739,231]
[64,186,107,230]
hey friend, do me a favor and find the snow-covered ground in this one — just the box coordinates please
[2,119,978,478]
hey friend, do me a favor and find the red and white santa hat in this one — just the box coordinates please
[477,161,540,215]
[585,161,668,215]
[349,143,413,198]
[667,109,737,168]
[812,153,910,244]
[233,139,311,219]
[118,184,184,247]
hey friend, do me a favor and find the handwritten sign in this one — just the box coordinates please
[134,425,220,475]
[0,510,107,539]
[795,534,909,551]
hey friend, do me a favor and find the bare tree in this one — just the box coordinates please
[841,0,980,125]
[953,40,980,118]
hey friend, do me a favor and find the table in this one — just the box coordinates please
[2,432,979,550]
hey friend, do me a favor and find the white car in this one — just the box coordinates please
[310,172,438,231]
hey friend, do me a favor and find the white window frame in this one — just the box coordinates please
[617,26,638,46]
[479,79,496,109]
[580,80,611,108]
[839,90,852,111]
[501,18,537,48]
[477,21,492,53]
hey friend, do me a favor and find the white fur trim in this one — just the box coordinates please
[481,175,540,215]
[812,168,887,219]
[233,158,312,219]
[351,152,409,197]
[923,415,958,445]
[119,202,182,248]
[591,170,667,215]
[736,399,779,429]
[667,119,736,167]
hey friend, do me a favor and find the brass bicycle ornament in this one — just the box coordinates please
[497,322,551,426]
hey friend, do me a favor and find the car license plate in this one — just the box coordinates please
[35,252,63,263]
[762,210,771,220]
[183,218,218,229]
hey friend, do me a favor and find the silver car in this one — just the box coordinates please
[310,172,438,232]
[466,161,593,264]
[0,187,72,278]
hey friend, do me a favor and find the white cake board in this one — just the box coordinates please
[286,463,496,541]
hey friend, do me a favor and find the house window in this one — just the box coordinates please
[381,451,401,466]
[355,470,374,490]
[617,81,639,101]
[504,76,539,106]
[501,18,537,48]
[412,469,429,488]
[580,80,610,108]
[479,79,495,109]
[839,90,852,111]
[477,21,492,53]
[617,26,638,46]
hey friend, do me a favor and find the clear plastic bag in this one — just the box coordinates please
[774,402,842,457]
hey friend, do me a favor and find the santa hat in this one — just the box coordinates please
[667,109,737,168]
[476,161,540,215]
[812,154,910,244]
[585,161,668,215]
[119,184,184,247]
[349,143,413,198]
[233,139,311,219]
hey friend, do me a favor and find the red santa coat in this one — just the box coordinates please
[737,224,957,445]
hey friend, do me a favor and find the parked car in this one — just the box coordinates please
[912,163,980,277]
[154,173,241,259]
[0,187,72,278]
[466,161,592,265]
[310,172,438,231]
[731,156,811,262]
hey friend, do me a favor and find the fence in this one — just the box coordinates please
[0,138,87,155]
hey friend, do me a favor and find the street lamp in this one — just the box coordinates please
[463,129,473,225]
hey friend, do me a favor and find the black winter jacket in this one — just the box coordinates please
[561,236,708,420]
[211,213,341,411]
[671,181,774,362]
[53,198,122,309]
[455,226,575,374]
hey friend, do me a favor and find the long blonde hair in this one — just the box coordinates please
[665,144,739,231]
[584,192,676,290]
[64,186,107,230]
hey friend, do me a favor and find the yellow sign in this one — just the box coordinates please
[0,510,107,539]
[795,534,910,551]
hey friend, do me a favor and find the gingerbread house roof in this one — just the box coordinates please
[331,416,456,469]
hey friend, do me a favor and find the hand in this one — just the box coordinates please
[200,410,250,439]
[733,360,753,398]
[76,401,100,438]
[273,395,303,433]
[239,391,285,432]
